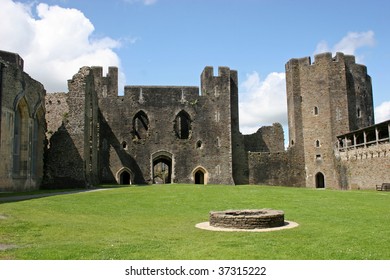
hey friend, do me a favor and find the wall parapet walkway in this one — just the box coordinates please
[337,120,390,151]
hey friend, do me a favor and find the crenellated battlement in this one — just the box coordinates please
[123,85,199,106]
[200,66,237,97]
[72,66,119,98]
[286,52,367,72]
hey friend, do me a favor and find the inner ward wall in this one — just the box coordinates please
[337,143,390,189]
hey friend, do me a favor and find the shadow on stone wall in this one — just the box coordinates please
[42,123,85,189]
[99,110,146,184]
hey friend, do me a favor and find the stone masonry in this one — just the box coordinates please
[1,49,389,191]
[0,51,46,191]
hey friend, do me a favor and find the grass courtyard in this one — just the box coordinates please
[0,184,389,260]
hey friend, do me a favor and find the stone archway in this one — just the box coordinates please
[152,151,173,184]
[192,166,208,185]
[116,167,134,185]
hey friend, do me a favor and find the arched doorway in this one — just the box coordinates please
[315,172,325,188]
[195,170,204,184]
[152,152,172,184]
[120,171,131,185]
[116,167,134,185]
[192,166,208,185]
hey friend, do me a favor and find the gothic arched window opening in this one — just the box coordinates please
[174,110,192,139]
[132,111,149,139]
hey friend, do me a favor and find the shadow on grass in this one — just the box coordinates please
[0,188,109,204]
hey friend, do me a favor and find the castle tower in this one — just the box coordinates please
[200,66,244,184]
[285,52,374,189]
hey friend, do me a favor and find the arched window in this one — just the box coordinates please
[132,111,149,139]
[314,106,319,115]
[315,140,320,147]
[13,98,29,176]
[174,110,191,139]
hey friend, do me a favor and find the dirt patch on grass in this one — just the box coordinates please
[0,214,8,219]
[0,244,18,251]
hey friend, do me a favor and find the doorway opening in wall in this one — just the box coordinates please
[117,167,134,185]
[120,170,132,185]
[195,170,205,184]
[193,167,208,185]
[153,156,172,184]
[315,172,325,188]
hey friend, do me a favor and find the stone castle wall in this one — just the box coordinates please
[0,51,46,191]
[2,49,389,191]
[336,143,390,189]
[44,67,101,188]
[97,66,240,185]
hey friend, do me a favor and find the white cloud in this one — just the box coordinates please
[239,72,287,134]
[314,31,375,63]
[0,0,123,92]
[375,101,390,123]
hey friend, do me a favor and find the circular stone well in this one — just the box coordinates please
[209,209,285,230]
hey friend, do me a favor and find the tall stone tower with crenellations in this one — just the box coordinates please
[285,52,375,188]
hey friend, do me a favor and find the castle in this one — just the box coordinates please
[0,50,389,192]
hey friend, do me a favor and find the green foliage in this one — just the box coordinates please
[0,185,389,260]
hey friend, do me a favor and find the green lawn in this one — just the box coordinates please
[0,184,389,260]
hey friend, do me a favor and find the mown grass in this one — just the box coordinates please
[0,184,389,260]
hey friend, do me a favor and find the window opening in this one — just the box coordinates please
[174,110,191,139]
[13,107,21,173]
[133,111,149,139]
[314,106,319,115]
[31,118,38,176]
[13,99,29,175]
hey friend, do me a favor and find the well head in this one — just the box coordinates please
[209,209,285,229]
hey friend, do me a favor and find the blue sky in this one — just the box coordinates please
[1,0,389,134]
